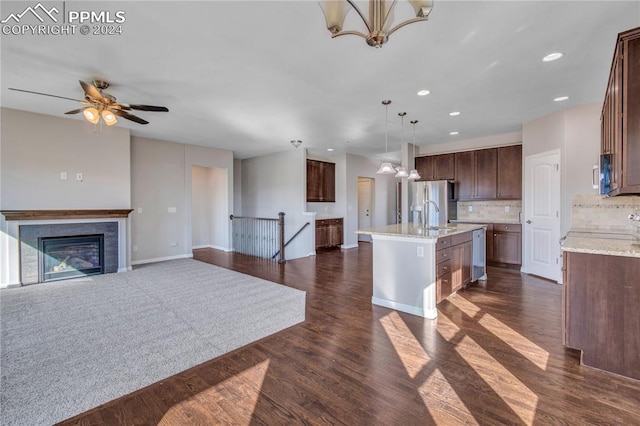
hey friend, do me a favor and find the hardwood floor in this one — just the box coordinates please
[60,244,640,425]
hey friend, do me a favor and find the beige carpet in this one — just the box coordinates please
[0,259,306,425]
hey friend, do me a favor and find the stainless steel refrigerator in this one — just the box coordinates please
[409,180,457,226]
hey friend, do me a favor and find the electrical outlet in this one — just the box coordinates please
[468,205,473,212]
[132,245,138,252]
[60,172,67,180]
[170,242,178,247]
[168,207,177,213]
[76,173,83,181]
[417,246,424,257]
[505,206,510,213]
[137,207,142,214]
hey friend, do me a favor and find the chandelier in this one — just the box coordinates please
[319,0,433,48]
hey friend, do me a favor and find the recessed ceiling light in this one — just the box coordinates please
[449,131,459,136]
[449,111,460,116]
[417,89,430,96]
[554,96,569,102]
[543,52,564,62]
[327,148,334,152]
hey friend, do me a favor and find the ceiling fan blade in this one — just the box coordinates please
[123,104,169,112]
[8,88,82,102]
[64,108,84,115]
[79,80,104,101]
[114,110,149,125]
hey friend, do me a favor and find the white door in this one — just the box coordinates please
[358,178,373,242]
[523,150,561,282]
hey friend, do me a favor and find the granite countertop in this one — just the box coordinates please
[356,223,486,240]
[561,227,640,258]
[450,219,521,225]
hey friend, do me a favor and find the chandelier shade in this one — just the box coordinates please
[319,0,434,48]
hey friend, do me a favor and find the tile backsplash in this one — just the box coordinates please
[457,200,522,223]
[571,194,640,232]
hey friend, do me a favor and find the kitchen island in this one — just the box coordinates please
[357,223,486,319]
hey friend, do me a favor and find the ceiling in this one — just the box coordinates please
[1,1,639,160]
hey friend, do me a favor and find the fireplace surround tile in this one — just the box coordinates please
[20,222,118,284]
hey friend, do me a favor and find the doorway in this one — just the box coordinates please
[357,177,374,242]
[523,149,561,282]
[191,166,229,250]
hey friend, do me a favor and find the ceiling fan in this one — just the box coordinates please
[8,80,169,126]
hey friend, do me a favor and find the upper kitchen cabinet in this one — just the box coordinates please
[455,149,497,200]
[415,153,455,180]
[497,145,522,199]
[307,159,335,202]
[601,26,640,196]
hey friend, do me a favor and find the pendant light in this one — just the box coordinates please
[395,112,409,178]
[407,119,421,180]
[376,100,396,174]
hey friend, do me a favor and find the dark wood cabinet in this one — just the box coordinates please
[436,231,472,303]
[601,27,640,196]
[497,145,522,199]
[490,223,521,266]
[307,160,335,202]
[415,153,454,180]
[563,251,640,380]
[455,149,497,200]
[315,218,343,248]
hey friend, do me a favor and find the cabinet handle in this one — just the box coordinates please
[443,267,449,272]
[494,234,497,237]
[505,226,509,229]
[442,279,449,284]
[443,253,448,257]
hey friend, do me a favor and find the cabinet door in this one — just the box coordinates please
[323,162,336,202]
[450,244,463,292]
[610,47,623,193]
[437,272,452,304]
[315,225,329,248]
[455,151,474,200]
[434,153,455,180]
[415,156,434,180]
[485,224,494,261]
[623,35,640,192]
[474,149,498,199]
[493,231,521,264]
[329,221,343,246]
[307,160,323,202]
[497,145,522,199]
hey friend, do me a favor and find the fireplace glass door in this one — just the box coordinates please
[39,235,105,282]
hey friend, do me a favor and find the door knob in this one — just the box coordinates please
[526,220,532,224]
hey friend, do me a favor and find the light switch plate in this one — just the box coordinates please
[137,207,142,214]
[505,206,510,213]
[168,207,177,213]
[468,205,473,212]
[60,172,67,180]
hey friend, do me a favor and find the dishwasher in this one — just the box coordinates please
[472,228,487,281]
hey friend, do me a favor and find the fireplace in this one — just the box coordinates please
[39,235,105,282]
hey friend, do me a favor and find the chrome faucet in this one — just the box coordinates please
[422,199,440,228]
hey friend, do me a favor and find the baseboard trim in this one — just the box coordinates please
[0,282,22,289]
[372,297,438,319]
[131,254,193,266]
[192,244,233,252]
[341,244,359,250]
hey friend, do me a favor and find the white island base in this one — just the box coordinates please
[371,234,438,319]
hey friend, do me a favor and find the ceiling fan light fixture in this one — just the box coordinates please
[83,107,100,124]
[102,109,118,126]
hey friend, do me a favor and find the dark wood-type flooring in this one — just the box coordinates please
[61,244,640,425]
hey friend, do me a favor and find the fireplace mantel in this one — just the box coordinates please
[1,209,133,221]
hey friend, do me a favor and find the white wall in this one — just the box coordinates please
[241,148,313,259]
[0,108,131,209]
[130,137,234,264]
[233,159,242,215]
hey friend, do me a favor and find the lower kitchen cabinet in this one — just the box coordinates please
[491,223,521,266]
[316,218,343,249]
[563,251,640,380]
[436,231,473,303]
